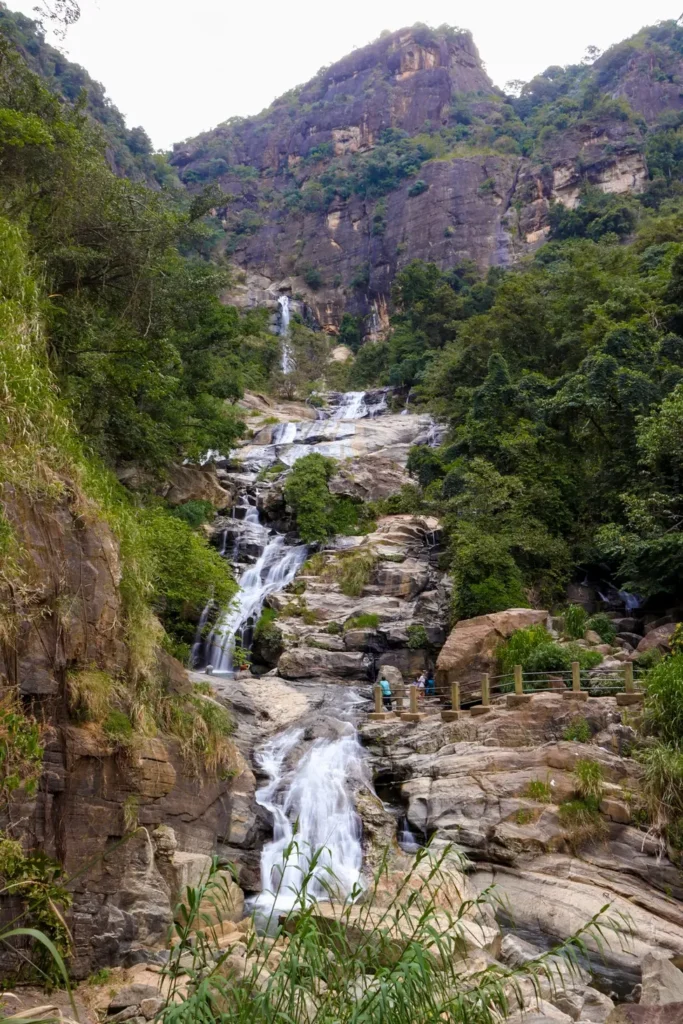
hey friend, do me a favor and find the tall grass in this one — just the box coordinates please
[160,846,620,1024]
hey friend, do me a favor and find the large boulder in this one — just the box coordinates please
[436,608,548,686]
[277,647,372,680]
[161,463,234,509]
[329,453,411,501]
[637,624,677,655]
[606,1008,683,1023]
[642,953,683,1005]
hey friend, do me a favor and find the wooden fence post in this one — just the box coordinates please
[616,660,643,707]
[471,674,491,717]
[624,662,634,693]
[564,659,588,701]
[374,685,382,713]
[514,664,523,695]
[507,663,532,707]
[441,681,462,722]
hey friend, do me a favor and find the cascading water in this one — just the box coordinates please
[333,391,367,420]
[278,295,293,375]
[253,724,365,912]
[204,530,307,675]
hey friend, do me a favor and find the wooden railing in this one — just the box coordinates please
[366,661,646,723]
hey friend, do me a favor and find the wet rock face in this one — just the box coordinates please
[267,513,449,683]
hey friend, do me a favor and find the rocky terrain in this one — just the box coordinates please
[168,23,681,327]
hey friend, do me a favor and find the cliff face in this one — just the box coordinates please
[0,483,258,978]
[170,22,683,330]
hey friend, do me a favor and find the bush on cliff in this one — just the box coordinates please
[283,453,370,543]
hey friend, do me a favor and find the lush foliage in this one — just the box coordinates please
[0,833,72,986]
[498,625,602,676]
[283,453,369,543]
[160,845,619,1024]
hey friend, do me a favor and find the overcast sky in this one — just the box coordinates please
[10,0,683,150]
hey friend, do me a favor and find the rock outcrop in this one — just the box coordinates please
[169,24,683,327]
[436,608,548,688]
[0,483,256,978]
[360,693,683,990]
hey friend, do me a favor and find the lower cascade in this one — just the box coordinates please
[253,723,366,912]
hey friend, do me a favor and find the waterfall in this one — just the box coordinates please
[333,391,367,420]
[205,532,307,674]
[253,725,365,912]
[279,295,293,375]
[272,420,297,445]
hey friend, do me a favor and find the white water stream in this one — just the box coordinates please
[279,295,293,375]
[253,724,365,912]
[205,532,307,674]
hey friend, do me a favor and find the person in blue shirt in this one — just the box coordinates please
[379,675,392,710]
[425,673,436,697]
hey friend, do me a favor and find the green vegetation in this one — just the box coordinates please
[344,613,379,631]
[525,779,553,803]
[283,453,371,542]
[162,845,618,1024]
[573,758,604,802]
[563,718,592,743]
[407,623,430,649]
[0,832,72,985]
[0,695,44,803]
[563,605,588,640]
[498,625,602,676]
[558,799,608,850]
[585,614,617,644]
[322,548,378,597]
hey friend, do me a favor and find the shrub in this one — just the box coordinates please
[525,779,553,803]
[0,832,72,985]
[330,549,378,597]
[407,623,429,649]
[564,604,588,640]
[284,453,366,543]
[325,621,343,634]
[644,653,683,744]
[498,624,550,674]
[563,717,592,743]
[408,179,428,197]
[637,741,683,835]
[515,808,534,825]
[0,694,44,801]
[302,264,323,290]
[574,758,604,802]
[103,710,134,745]
[170,500,216,529]
[344,613,379,631]
[558,799,608,850]
[585,613,617,644]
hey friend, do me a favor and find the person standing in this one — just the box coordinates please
[416,671,426,703]
[379,674,393,710]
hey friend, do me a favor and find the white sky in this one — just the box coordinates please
[10,0,683,150]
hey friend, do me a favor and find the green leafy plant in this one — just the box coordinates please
[0,694,44,803]
[525,779,553,803]
[558,799,608,850]
[585,614,617,644]
[574,758,604,803]
[344,613,379,631]
[644,653,683,744]
[406,623,429,649]
[160,844,620,1024]
[0,833,73,987]
[563,718,592,743]
[564,605,588,640]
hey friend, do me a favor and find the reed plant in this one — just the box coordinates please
[160,844,621,1024]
